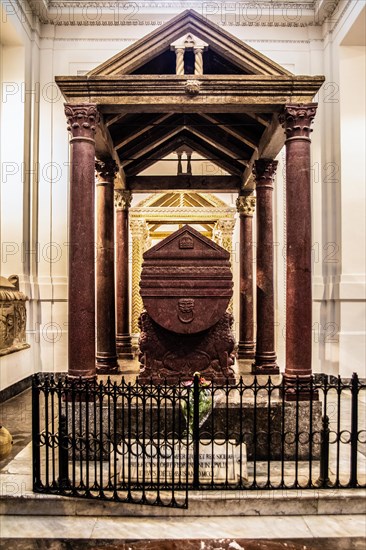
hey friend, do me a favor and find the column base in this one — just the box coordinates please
[252,352,279,375]
[283,374,319,401]
[64,374,97,401]
[96,354,119,374]
[116,334,134,360]
[237,341,255,360]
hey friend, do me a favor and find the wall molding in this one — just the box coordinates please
[0,374,33,403]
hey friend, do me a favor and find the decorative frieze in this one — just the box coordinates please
[130,220,150,334]
[214,219,236,253]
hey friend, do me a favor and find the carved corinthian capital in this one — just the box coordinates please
[64,103,99,139]
[114,189,132,210]
[236,195,256,217]
[216,219,236,235]
[279,103,318,140]
[253,159,278,189]
[130,219,149,237]
[95,158,118,183]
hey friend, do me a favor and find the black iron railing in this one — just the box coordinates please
[32,373,366,508]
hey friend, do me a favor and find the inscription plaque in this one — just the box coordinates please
[120,440,248,483]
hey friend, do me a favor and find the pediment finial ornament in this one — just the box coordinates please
[185,80,201,95]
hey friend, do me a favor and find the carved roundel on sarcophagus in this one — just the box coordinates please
[140,225,233,334]
[138,225,236,384]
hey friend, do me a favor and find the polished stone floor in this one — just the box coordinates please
[0,538,365,549]
[0,515,366,548]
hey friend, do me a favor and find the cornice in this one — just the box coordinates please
[49,2,315,6]
[46,37,321,44]
[55,74,325,106]
[130,206,236,220]
[25,0,338,27]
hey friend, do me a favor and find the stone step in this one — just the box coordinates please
[0,514,365,546]
[1,489,365,517]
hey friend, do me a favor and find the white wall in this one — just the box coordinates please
[338,44,366,377]
[1,1,365,388]
[0,6,41,389]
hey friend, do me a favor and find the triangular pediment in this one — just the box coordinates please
[88,9,291,77]
[143,224,230,260]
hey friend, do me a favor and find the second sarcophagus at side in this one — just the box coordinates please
[138,225,236,383]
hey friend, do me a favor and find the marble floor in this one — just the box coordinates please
[0,538,365,550]
[0,515,365,548]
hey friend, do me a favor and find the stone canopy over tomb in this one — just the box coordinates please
[55,9,325,398]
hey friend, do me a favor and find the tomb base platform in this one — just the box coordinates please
[137,311,236,385]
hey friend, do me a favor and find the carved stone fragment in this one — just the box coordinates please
[0,275,29,356]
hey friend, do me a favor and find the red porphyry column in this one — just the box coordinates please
[280,103,318,400]
[252,159,279,375]
[115,190,134,359]
[95,158,119,374]
[236,193,256,359]
[64,103,99,379]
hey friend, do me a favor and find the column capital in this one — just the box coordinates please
[64,103,99,140]
[236,195,256,217]
[95,158,118,184]
[279,103,318,141]
[114,189,132,210]
[253,159,278,189]
[130,219,148,237]
[216,218,236,235]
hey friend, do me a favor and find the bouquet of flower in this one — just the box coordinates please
[181,372,212,438]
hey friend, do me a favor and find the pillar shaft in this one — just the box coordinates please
[95,159,119,373]
[115,190,133,359]
[131,219,150,334]
[280,103,318,399]
[252,159,279,375]
[64,103,99,379]
[175,48,185,75]
[194,47,204,75]
[236,195,256,359]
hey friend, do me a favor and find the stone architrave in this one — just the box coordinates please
[115,189,134,359]
[64,103,99,379]
[236,194,256,359]
[95,158,119,374]
[280,103,318,400]
[252,159,279,375]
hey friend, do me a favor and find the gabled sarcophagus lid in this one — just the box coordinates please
[140,225,233,334]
